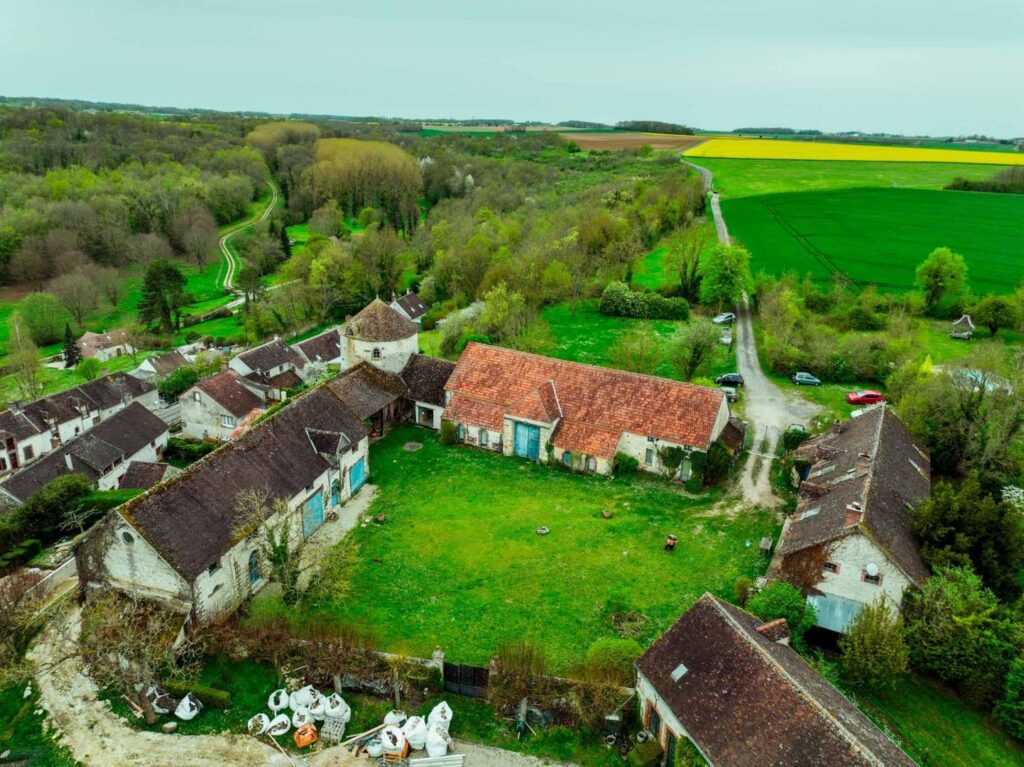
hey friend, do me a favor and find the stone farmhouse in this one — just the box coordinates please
[0,402,169,504]
[294,327,343,366]
[130,349,190,383]
[442,343,729,478]
[636,594,915,766]
[771,406,930,633]
[77,329,134,361]
[0,374,158,477]
[335,299,420,374]
[77,383,371,624]
[228,337,305,397]
[389,290,429,324]
[179,370,268,442]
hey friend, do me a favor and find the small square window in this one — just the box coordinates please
[863,571,882,585]
[22,446,33,461]
[823,561,840,574]
[647,436,656,443]
[645,448,654,466]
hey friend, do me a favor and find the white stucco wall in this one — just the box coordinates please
[180,389,247,442]
[550,445,613,475]
[95,436,167,491]
[813,534,912,612]
[103,513,192,606]
[413,401,443,430]
[459,423,503,451]
[340,335,418,374]
[636,672,710,763]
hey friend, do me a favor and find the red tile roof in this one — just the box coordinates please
[444,393,506,432]
[550,420,621,458]
[444,343,725,450]
[195,371,264,418]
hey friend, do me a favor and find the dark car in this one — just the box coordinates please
[715,373,745,387]
[846,390,886,405]
[791,372,822,386]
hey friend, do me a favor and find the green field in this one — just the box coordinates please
[723,187,1024,293]
[303,427,776,670]
[697,158,1008,198]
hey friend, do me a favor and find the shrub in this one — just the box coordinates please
[998,656,1024,740]
[676,737,709,767]
[628,738,664,767]
[613,453,639,475]
[839,600,908,690]
[734,576,752,606]
[599,281,689,320]
[747,581,817,648]
[782,428,810,452]
[439,421,457,446]
[76,357,102,381]
[165,437,216,464]
[158,365,200,403]
[700,441,732,488]
[584,638,642,685]
[163,679,231,710]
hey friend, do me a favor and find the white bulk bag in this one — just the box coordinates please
[324,693,351,723]
[267,713,291,736]
[268,689,289,713]
[290,685,317,711]
[309,693,326,721]
[292,707,313,729]
[384,710,406,726]
[174,692,203,721]
[366,738,384,758]
[380,725,407,754]
[425,724,449,758]
[247,713,271,735]
[402,715,428,750]
[427,701,452,733]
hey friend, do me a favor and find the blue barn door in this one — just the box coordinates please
[513,422,540,460]
[303,492,324,539]
[330,479,340,507]
[350,458,367,493]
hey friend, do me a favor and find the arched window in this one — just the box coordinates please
[372,347,382,359]
[562,451,572,466]
[121,531,134,545]
[248,550,261,585]
[586,456,597,472]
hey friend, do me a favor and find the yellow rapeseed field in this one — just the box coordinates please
[684,137,1024,166]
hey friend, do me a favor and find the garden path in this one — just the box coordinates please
[297,485,378,591]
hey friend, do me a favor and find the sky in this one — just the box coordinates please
[2,0,1022,137]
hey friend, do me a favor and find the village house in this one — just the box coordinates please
[400,353,456,429]
[179,370,268,442]
[76,383,371,624]
[294,327,343,366]
[0,374,158,476]
[771,406,930,633]
[0,402,169,504]
[636,593,916,767]
[77,329,135,361]
[130,349,190,383]
[442,343,729,478]
[228,336,305,396]
[337,299,420,374]
[389,290,429,325]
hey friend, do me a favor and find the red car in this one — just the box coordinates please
[846,390,886,405]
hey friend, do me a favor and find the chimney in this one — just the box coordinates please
[845,501,864,526]
[755,618,791,646]
[64,453,74,471]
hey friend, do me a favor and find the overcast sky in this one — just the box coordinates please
[2,0,1021,137]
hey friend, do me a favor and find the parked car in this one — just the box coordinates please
[791,372,821,386]
[715,373,745,387]
[846,390,886,405]
[712,312,736,325]
[720,386,739,403]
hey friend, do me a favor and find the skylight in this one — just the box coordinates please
[800,507,820,520]
[671,663,688,682]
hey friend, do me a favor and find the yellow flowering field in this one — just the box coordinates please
[685,137,1024,165]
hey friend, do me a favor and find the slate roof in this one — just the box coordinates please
[119,386,369,581]
[268,370,303,390]
[636,594,916,767]
[1,403,168,502]
[779,407,930,584]
[342,299,418,342]
[236,338,303,374]
[146,350,190,377]
[393,291,428,321]
[399,354,455,407]
[296,328,342,363]
[119,461,173,490]
[193,371,265,418]
[325,362,407,420]
[444,343,726,451]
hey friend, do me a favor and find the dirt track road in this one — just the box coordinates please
[685,159,820,506]
[219,180,278,292]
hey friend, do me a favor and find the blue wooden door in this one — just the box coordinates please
[331,479,340,507]
[303,492,324,539]
[350,458,367,493]
[513,422,540,460]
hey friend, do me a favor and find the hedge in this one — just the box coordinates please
[165,437,216,464]
[628,738,664,767]
[163,680,231,710]
[599,281,689,320]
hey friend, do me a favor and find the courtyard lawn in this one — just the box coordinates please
[0,682,76,766]
[858,674,1024,767]
[306,427,777,670]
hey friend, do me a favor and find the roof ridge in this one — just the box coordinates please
[708,596,889,767]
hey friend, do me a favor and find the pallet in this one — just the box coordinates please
[409,754,466,767]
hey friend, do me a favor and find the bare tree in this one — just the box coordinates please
[666,224,708,303]
[127,232,174,266]
[171,205,218,272]
[234,488,311,606]
[49,267,101,324]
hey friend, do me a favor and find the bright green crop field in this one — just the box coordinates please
[722,187,1024,293]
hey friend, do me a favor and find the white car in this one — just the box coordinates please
[712,312,736,325]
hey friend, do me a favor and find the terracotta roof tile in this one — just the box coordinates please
[444,343,725,449]
[195,371,265,418]
[550,420,621,458]
[443,393,506,432]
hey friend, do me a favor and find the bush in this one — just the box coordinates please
[76,357,102,381]
[734,576,752,606]
[782,428,810,452]
[700,441,732,488]
[584,638,642,685]
[165,437,216,464]
[158,365,200,403]
[998,656,1024,740]
[747,581,817,648]
[0,538,42,570]
[162,679,231,710]
[839,600,908,690]
[599,281,689,320]
[439,420,457,446]
[628,737,664,767]
[613,453,639,474]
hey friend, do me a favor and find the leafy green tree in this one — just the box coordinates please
[915,247,967,315]
[747,581,817,649]
[138,260,189,333]
[76,357,101,381]
[668,319,721,380]
[913,475,1024,599]
[62,323,82,369]
[7,312,41,400]
[158,365,200,402]
[698,244,751,311]
[15,474,93,543]
[839,599,908,690]
[17,292,72,345]
[971,295,1020,338]
[998,656,1024,740]
[478,283,531,344]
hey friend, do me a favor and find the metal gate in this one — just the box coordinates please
[443,662,489,698]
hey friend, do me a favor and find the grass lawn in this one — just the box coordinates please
[722,187,1024,293]
[303,427,777,670]
[696,158,1007,199]
[0,349,157,402]
[632,220,718,294]
[858,674,1024,767]
[0,681,77,766]
[542,300,735,384]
